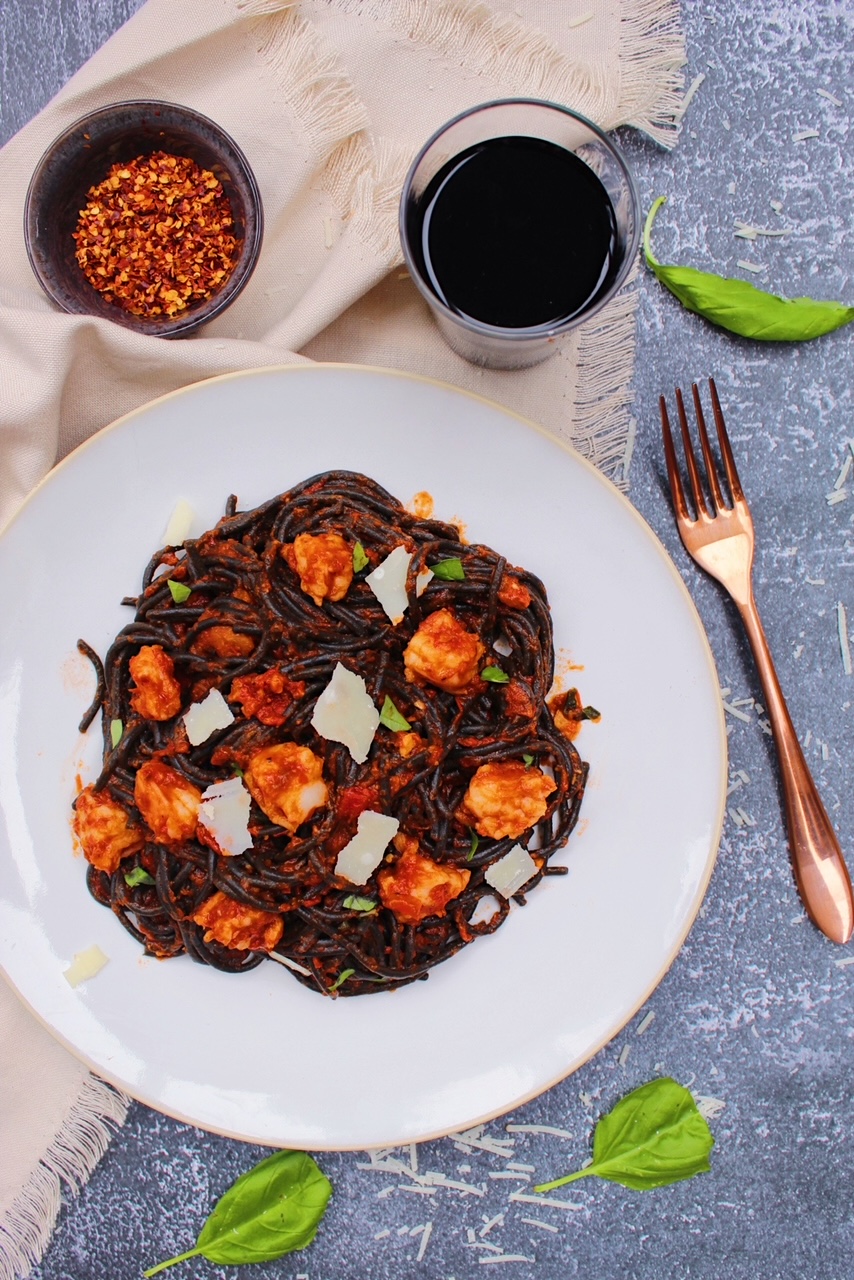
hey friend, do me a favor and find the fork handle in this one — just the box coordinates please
[737,591,854,944]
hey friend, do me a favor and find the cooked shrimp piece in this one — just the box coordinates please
[229,669,306,726]
[283,532,354,607]
[504,679,537,719]
[134,760,201,844]
[377,835,470,925]
[403,608,486,695]
[128,644,182,721]
[244,742,328,833]
[192,890,283,952]
[497,573,531,609]
[190,621,256,658]
[73,785,145,873]
[458,760,555,840]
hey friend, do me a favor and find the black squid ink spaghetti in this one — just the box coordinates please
[73,471,588,997]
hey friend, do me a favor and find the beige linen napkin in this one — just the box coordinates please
[0,0,684,1275]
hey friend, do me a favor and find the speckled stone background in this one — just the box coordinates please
[2,1,853,1278]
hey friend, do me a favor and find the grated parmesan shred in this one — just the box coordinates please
[674,73,706,122]
[505,1124,574,1139]
[478,1255,536,1265]
[722,698,751,723]
[694,1095,727,1120]
[838,602,852,675]
[509,1192,584,1211]
[416,1221,433,1262]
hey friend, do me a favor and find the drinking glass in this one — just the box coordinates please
[399,99,640,370]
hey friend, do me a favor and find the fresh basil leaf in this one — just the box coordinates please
[644,196,854,341]
[232,764,244,779]
[431,557,465,581]
[467,829,479,861]
[343,895,377,913]
[522,753,534,767]
[124,866,155,888]
[380,694,411,732]
[534,1077,714,1193]
[582,706,601,721]
[481,666,510,684]
[353,542,369,573]
[110,718,123,749]
[143,1150,332,1276]
[167,579,192,604]
[330,968,355,992]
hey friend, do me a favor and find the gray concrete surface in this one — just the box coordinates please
[1,1,852,1277]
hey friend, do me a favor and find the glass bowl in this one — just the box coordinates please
[23,100,264,338]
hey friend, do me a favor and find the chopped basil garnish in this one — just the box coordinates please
[110,718,123,748]
[431,557,465,581]
[343,895,377,913]
[467,829,479,861]
[564,689,579,711]
[582,705,601,721]
[352,542,369,573]
[481,666,510,684]
[124,866,155,888]
[522,753,534,767]
[167,579,192,604]
[329,967,355,992]
[232,764,244,778]
[379,694,411,732]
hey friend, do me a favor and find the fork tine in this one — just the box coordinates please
[675,387,712,518]
[692,383,727,511]
[708,377,746,503]
[660,396,692,522]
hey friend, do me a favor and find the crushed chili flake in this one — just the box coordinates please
[73,150,239,319]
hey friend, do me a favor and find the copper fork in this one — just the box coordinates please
[661,378,854,944]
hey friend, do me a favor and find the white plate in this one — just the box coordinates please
[0,365,726,1149]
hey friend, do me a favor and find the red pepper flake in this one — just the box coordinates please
[73,150,240,318]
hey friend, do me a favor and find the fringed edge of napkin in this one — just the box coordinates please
[0,1078,129,1280]
[574,268,640,491]
[619,0,687,145]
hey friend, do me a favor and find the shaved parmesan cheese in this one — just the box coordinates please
[311,662,379,763]
[366,545,412,624]
[162,499,195,547]
[415,568,434,597]
[183,688,234,746]
[485,845,538,899]
[198,777,252,856]
[64,944,109,987]
[335,810,400,884]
